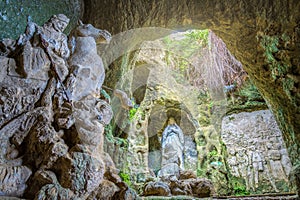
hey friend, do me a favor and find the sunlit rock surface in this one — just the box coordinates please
[84,1,300,193]
[102,30,295,197]
[222,110,293,193]
[0,15,131,199]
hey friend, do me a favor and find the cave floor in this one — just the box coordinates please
[139,193,298,200]
[139,196,211,200]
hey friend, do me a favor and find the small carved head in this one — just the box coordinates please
[168,117,176,125]
[49,14,70,32]
[73,20,111,42]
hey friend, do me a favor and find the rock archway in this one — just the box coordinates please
[84,0,300,191]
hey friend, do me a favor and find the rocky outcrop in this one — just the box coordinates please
[111,58,201,192]
[84,1,300,192]
[0,15,127,199]
[143,171,215,198]
[98,27,295,196]
[222,110,293,193]
[143,181,171,196]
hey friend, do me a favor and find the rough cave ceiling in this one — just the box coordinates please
[0,0,299,197]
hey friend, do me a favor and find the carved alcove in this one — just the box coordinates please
[147,100,198,175]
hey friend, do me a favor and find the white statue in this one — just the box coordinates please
[161,117,184,170]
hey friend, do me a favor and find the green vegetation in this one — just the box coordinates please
[260,35,279,63]
[238,80,262,101]
[129,107,138,121]
[225,80,267,114]
[282,77,295,102]
[119,171,132,187]
[260,38,296,101]
[163,29,209,58]
[162,30,210,84]
[104,124,128,148]
[185,29,209,47]
[208,149,218,158]
[208,101,214,114]
[228,176,250,196]
[163,29,246,97]
[129,100,139,121]
[197,167,205,177]
[259,35,290,80]
[233,184,250,196]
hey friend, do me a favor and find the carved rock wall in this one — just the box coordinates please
[221,110,293,193]
[84,1,300,191]
[0,15,131,199]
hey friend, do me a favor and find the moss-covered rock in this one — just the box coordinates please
[0,0,83,40]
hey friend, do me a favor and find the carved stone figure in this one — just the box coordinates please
[34,14,70,59]
[227,149,240,177]
[267,142,289,182]
[278,144,292,177]
[68,20,110,101]
[236,149,250,190]
[159,118,184,178]
[0,15,131,199]
[222,111,293,193]
[248,146,264,190]
[14,14,70,81]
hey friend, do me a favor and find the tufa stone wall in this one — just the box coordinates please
[222,110,293,193]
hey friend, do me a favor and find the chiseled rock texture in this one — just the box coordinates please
[0,15,128,199]
[222,110,293,193]
[84,0,300,192]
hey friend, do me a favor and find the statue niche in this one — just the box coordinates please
[158,117,184,178]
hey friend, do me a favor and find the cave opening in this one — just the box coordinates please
[102,28,294,196]
[0,1,299,198]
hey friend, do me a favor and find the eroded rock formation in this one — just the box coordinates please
[1,1,299,198]
[0,15,131,199]
[143,170,215,198]
[101,28,294,196]
[142,117,215,198]
[84,1,300,192]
